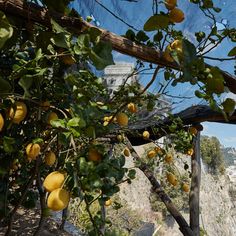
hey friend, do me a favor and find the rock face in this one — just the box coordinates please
[118,144,236,236]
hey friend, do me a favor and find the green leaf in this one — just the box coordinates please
[51,119,66,128]
[51,19,66,33]
[0,77,11,93]
[88,27,102,43]
[136,30,149,42]
[50,33,70,49]
[127,169,136,179]
[18,76,33,98]
[3,136,15,153]
[222,98,235,115]
[0,11,13,49]
[67,117,86,128]
[228,47,236,57]
[143,15,169,31]
[90,41,114,70]
[125,29,135,41]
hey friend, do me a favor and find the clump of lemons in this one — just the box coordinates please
[9,101,27,124]
[116,112,129,127]
[169,8,185,23]
[45,151,56,166]
[26,143,41,161]
[164,39,183,63]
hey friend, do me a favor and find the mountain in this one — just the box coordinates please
[221,147,236,167]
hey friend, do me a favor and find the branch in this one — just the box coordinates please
[1,0,236,94]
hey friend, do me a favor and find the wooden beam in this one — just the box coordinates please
[189,128,202,236]
[1,0,236,94]
[126,139,194,236]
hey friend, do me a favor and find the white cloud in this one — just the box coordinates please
[223,137,236,143]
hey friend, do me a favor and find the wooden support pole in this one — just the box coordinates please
[189,125,202,236]
[0,0,236,94]
[125,139,194,236]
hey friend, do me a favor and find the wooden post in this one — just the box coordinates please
[189,125,202,236]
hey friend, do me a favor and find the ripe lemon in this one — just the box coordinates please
[116,113,129,127]
[41,101,51,111]
[163,39,182,62]
[166,173,178,186]
[154,146,163,155]
[143,131,150,139]
[169,8,185,23]
[163,45,174,62]
[105,199,112,207]
[9,101,27,124]
[45,151,56,166]
[47,112,58,125]
[123,147,130,157]
[0,113,4,131]
[26,143,41,160]
[88,148,102,162]
[189,127,198,136]
[127,103,137,113]
[43,171,65,192]
[147,150,156,159]
[47,188,70,211]
[164,154,173,163]
[187,148,194,156]
[165,0,177,10]
[117,134,124,142]
[182,183,190,192]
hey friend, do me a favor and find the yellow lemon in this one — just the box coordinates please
[117,134,124,142]
[43,171,65,192]
[142,131,150,139]
[105,199,112,207]
[155,146,163,155]
[127,103,137,113]
[164,154,173,163]
[26,143,41,160]
[169,8,185,23]
[189,127,198,136]
[187,148,194,156]
[45,151,56,166]
[47,112,58,125]
[182,183,190,192]
[165,0,177,10]
[9,101,27,124]
[88,148,102,162]
[116,113,129,127]
[147,150,156,159]
[41,101,51,111]
[163,45,175,62]
[47,188,70,211]
[166,173,178,186]
[0,113,4,131]
[123,147,130,157]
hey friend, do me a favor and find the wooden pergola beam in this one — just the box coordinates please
[1,0,236,94]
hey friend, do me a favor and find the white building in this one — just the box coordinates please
[104,62,138,96]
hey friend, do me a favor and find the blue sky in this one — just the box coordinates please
[71,0,236,148]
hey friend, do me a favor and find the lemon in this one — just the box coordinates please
[0,113,4,131]
[105,199,112,207]
[9,101,27,124]
[43,171,65,192]
[187,148,194,156]
[142,131,150,139]
[164,154,173,163]
[163,45,175,62]
[165,0,177,10]
[147,150,156,159]
[127,103,137,113]
[164,39,182,62]
[47,188,70,211]
[116,113,128,126]
[47,112,58,125]
[45,151,56,166]
[123,147,130,157]
[154,146,163,155]
[41,101,51,111]
[117,134,124,142]
[26,143,41,160]
[88,148,102,162]
[189,127,198,136]
[166,173,178,186]
[169,8,185,23]
[182,183,190,192]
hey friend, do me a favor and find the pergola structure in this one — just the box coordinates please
[0,1,236,236]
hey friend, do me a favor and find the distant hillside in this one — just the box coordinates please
[221,147,236,167]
